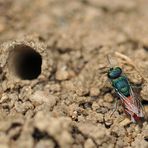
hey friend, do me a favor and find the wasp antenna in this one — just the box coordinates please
[106,54,113,67]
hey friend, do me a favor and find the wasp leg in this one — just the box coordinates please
[110,99,118,117]
[131,85,142,89]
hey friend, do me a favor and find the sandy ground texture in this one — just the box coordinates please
[0,0,148,148]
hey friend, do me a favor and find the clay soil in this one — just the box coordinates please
[0,0,148,148]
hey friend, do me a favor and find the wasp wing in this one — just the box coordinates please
[130,86,146,118]
[120,74,144,118]
[116,85,144,119]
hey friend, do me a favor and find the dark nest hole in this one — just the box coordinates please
[9,45,42,80]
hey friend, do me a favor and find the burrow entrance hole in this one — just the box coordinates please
[10,45,42,80]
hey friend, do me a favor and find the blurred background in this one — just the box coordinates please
[0,0,148,148]
[1,0,148,46]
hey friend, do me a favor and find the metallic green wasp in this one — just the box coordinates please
[107,66,144,122]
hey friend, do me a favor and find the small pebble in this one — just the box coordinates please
[104,93,113,103]
[141,84,148,101]
[90,87,100,97]
[119,118,131,126]
[30,91,58,108]
[55,69,69,80]
[84,138,96,148]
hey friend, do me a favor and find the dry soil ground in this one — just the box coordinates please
[0,0,148,148]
